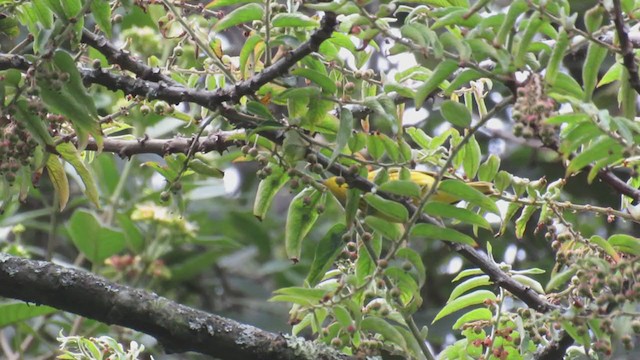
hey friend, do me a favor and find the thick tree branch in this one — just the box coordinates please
[81,12,337,109]
[83,130,242,158]
[611,0,640,94]
[0,253,350,360]
[81,30,176,84]
[535,331,574,360]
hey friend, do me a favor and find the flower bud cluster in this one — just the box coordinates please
[0,116,38,183]
[512,74,557,145]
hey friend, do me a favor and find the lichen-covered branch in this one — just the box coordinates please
[0,254,350,360]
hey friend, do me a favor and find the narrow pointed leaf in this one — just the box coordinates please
[306,224,346,286]
[415,59,458,107]
[214,3,264,32]
[360,317,407,349]
[253,166,289,220]
[411,223,476,246]
[56,143,100,208]
[285,188,323,261]
[438,179,499,214]
[433,290,497,323]
[46,156,69,211]
[364,194,408,223]
[364,216,403,241]
[423,202,491,230]
[440,100,471,127]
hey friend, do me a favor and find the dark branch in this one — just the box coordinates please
[611,0,640,93]
[81,30,176,84]
[535,331,575,360]
[598,168,640,202]
[82,131,241,158]
[81,12,337,109]
[0,253,350,360]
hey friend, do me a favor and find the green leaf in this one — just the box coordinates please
[546,267,577,292]
[545,28,568,85]
[448,275,492,302]
[292,68,337,94]
[415,59,458,107]
[364,194,408,223]
[514,12,542,68]
[378,180,421,198]
[253,166,289,220]
[515,205,536,239]
[566,137,619,175]
[270,287,329,305]
[477,154,500,182]
[46,156,69,211]
[60,0,81,18]
[0,15,19,38]
[496,0,527,46]
[608,234,640,256]
[378,134,401,163]
[188,159,225,178]
[438,179,499,214]
[327,107,353,166]
[343,186,363,227]
[589,235,620,262]
[432,8,478,29]
[306,224,346,286]
[433,290,497,323]
[584,5,605,33]
[56,143,100,208]
[39,51,101,149]
[385,267,419,306]
[0,302,57,327]
[364,216,403,241]
[366,133,385,160]
[549,72,585,100]
[115,213,144,252]
[411,223,476,246]
[445,69,483,96]
[214,3,264,32]
[272,13,319,28]
[360,317,407,349]
[91,0,112,37]
[462,136,481,179]
[452,308,493,330]
[512,274,545,294]
[285,188,323,261]
[598,62,623,87]
[440,100,472,127]
[356,241,376,286]
[396,247,426,287]
[333,305,353,328]
[239,34,263,79]
[246,101,274,120]
[14,100,54,146]
[583,43,608,101]
[561,320,591,347]
[43,0,66,19]
[67,209,127,264]
[423,202,491,230]
[452,268,484,282]
[206,0,258,9]
[544,113,590,125]
[406,127,433,151]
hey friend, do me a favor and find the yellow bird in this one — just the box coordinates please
[324,168,495,207]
